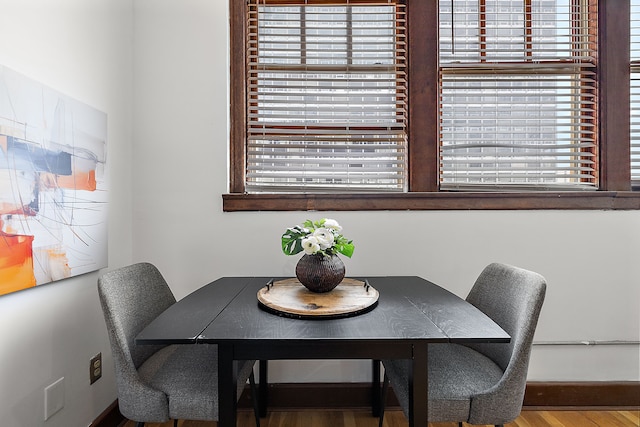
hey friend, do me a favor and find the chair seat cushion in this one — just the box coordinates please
[384,343,504,422]
[138,344,253,421]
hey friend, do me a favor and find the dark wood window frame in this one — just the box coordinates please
[225,0,640,211]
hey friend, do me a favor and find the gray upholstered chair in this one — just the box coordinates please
[98,262,260,427]
[379,262,546,427]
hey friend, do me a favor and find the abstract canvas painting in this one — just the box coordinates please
[0,65,107,296]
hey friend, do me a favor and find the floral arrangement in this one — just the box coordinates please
[282,218,354,258]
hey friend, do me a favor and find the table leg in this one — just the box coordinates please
[259,360,268,417]
[218,344,238,427]
[371,359,381,417]
[409,344,428,427]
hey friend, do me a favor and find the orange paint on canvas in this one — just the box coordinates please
[0,232,36,295]
[0,204,37,216]
[57,169,96,191]
[0,202,24,215]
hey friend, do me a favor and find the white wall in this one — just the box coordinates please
[132,0,639,384]
[0,1,133,426]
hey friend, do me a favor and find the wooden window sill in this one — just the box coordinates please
[222,191,640,212]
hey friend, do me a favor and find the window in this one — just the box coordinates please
[439,0,598,191]
[246,1,407,192]
[227,0,639,211]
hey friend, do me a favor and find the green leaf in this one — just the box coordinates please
[336,242,354,258]
[281,226,305,255]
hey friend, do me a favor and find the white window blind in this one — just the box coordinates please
[631,0,640,187]
[246,0,407,192]
[439,0,598,191]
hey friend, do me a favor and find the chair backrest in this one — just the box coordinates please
[98,262,176,368]
[465,262,546,424]
[97,262,176,421]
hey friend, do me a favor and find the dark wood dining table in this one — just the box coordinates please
[135,276,509,427]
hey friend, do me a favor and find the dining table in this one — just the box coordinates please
[135,276,509,427]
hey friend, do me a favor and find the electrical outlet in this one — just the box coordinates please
[90,353,102,384]
[44,377,64,420]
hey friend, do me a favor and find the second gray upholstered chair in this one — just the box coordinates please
[379,262,546,427]
[98,262,260,427]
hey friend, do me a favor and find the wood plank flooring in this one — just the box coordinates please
[122,409,640,427]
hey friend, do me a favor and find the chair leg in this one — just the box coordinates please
[379,372,390,427]
[249,369,261,427]
[174,420,178,427]
[135,422,145,427]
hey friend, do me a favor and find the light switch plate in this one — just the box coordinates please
[44,377,64,420]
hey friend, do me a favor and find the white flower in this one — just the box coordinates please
[301,236,320,254]
[323,219,342,232]
[313,228,335,250]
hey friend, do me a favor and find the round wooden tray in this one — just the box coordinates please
[257,278,379,319]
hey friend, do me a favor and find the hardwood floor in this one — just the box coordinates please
[122,409,640,427]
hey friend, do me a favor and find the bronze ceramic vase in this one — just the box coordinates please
[295,253,345,293]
